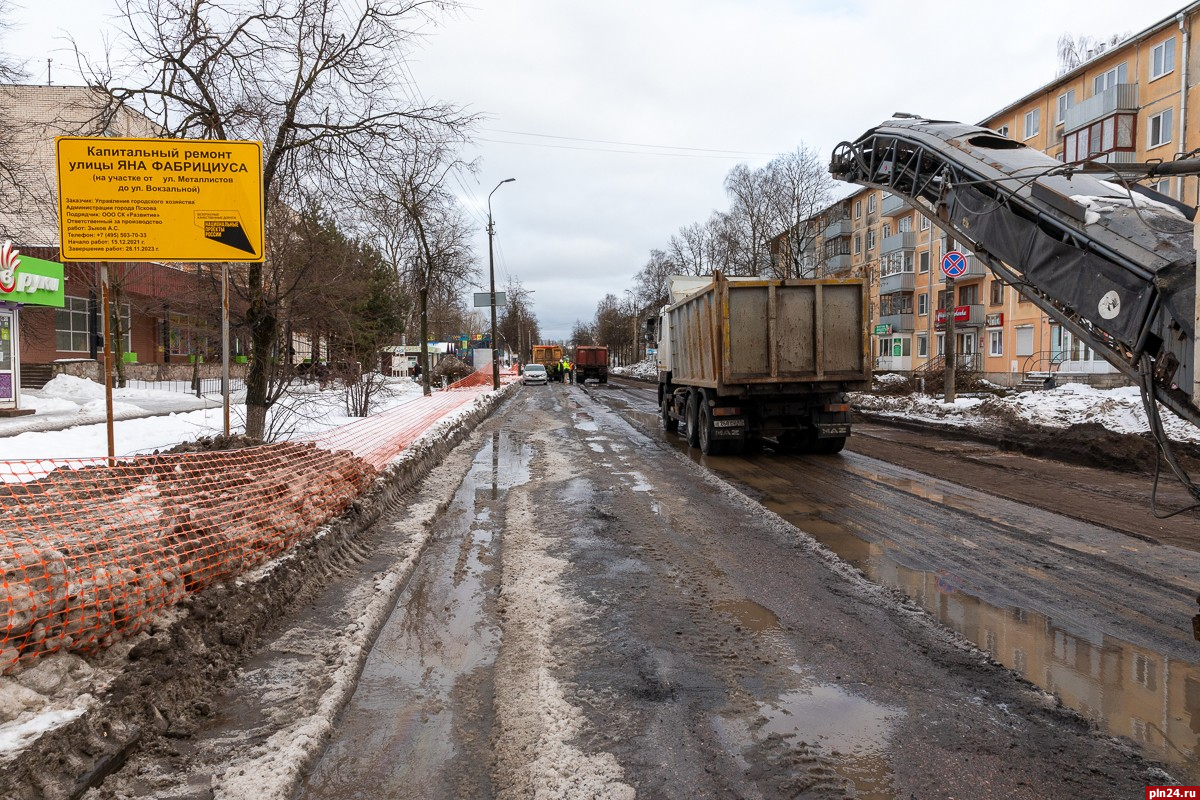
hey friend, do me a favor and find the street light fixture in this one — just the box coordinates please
[488,178,516,390]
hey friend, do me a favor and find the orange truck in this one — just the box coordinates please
[573,345,608,384]
[532,345,564,378]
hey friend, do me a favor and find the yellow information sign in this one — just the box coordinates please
[56,137,264,263]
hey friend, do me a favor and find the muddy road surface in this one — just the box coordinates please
[87,379,1188,798]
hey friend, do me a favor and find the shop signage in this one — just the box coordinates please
[0,241,65,308]
[873,324,892,335]
[934,306,971,326]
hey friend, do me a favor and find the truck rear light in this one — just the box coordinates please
[713,406,742,417]
[824,403,850,413]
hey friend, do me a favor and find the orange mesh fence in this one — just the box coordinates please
[0,382,497,673]
[445,361,518,390]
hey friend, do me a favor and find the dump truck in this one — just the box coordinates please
[573,345,609,384]
[655,271,871,455]
[532,344,564,381]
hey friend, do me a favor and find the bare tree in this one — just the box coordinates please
[760,147,833,279]
[499,279,537,363]
[0,1,33,226]
[360,142,477,395]
[95,0,475,437]
[1056,31,1129,76]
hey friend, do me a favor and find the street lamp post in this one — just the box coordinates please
[488,178,516,390]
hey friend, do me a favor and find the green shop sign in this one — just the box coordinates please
[0,241,65,307]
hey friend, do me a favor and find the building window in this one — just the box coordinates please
[920,214,930,231]
[1152,37,1176,80]
[56,295,92,352]
[989,329,1004,357]
[1132,653,1159,691]
[1094,63,1128,94]
[898,215,912,233]
[1056,90,1075,124]
[935,332,945,356]
[853,234,861,255]
[1148,177,1173,196]
[168,313,211,358]
[867,193,877,214]
[866,230,876,250]
[882,222,891,239]
[1023,108,1040,140]
[854,200,862,219]
[1149,108,1173,148]
[1015,325,1035,357]
[917,333,928,358]
[919,251,930,274]
[917,292,928,315]
[990,280,1004,305]
[996,124,1009,137]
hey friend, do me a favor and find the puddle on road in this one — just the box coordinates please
[714,598,780,634]
[698,454,1200,780]
[296,431,530,799]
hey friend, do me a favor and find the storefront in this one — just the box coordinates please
[0,242,65,415]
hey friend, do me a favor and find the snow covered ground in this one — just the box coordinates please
[0,373,430,460]
[613,360,1200,444]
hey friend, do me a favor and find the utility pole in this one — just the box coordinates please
[944,276,957,403]
[487,178,515,390]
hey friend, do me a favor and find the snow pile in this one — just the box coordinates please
[611,359,657,381]
[853,383,1200,443]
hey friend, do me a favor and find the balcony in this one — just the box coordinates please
[934,304,986,328]
[825,253,852,273]
[823,217,853,239]
[878,312,914,333]
[879,271,915,294]
[1063,83,1138,133]
[880,231,916,255]
[881,193,908,217]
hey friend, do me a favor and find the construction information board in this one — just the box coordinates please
[56,137,264,263]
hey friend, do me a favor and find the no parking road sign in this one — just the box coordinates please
[941,250,968,279]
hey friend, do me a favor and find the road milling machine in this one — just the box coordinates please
[830,115,1200,514]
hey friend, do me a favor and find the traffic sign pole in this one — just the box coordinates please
[944,276,957,403]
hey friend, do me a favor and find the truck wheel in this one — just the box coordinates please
[661,395,678,433]
[686,392,700,448]
[698,402,723,456]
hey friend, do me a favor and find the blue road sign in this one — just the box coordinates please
[941,250,968,278]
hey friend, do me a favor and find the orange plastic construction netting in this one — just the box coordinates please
[0,371,507,672]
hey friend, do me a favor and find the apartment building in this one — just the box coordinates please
[822,2,1200,387]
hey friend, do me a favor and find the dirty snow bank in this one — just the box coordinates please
[853,382,1200,444]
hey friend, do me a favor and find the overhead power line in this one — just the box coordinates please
[482,128,777,156]
[477,137,768,160]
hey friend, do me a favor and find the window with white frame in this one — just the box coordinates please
[898,215,912,233]
[1093,63,1128,94]
[1023,108,1040,140]
[866,230,876,250]
[854,200,861,219]
[917,292,928,315]
[920,214,930,231]
[1149,108,1173,148]
[1148,177,1173,196]
[882,222,891,239]
[936,332,945,356]
[1152,37,1176,80]
[853,234,861,254]
[996,124,1009,137]
[917,333,928,358]
[867,193,877,213]
[919,251,929,274]
[990,280,1004,305]
[988,329,1004,357]
[1056,90,1075,124]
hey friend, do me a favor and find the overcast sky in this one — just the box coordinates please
[6,0,1193,341]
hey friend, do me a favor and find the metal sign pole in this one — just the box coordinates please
[100,264,115,464]
[222,264,231,437]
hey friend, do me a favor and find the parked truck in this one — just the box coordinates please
[573,345,609,384]
[655,271,871,456]
[532,344,564,381]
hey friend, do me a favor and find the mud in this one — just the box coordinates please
[0,396,502,800]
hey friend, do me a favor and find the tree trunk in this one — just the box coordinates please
[244,262,274,440]
[420,287,431,397]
